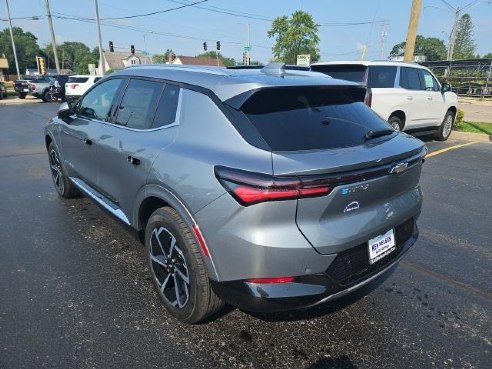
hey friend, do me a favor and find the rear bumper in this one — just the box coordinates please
[212,219,418,313]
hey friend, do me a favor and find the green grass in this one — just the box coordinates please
[456,121,492,135]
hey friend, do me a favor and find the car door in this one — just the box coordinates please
[419,69,445,124]
[59,78,124,189]
[398,67,428,128]
[95,79,181,219]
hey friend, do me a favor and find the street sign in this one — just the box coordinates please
[244,45,251,52]
[296,54,311,67]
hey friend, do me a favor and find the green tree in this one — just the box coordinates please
[267,10,320,64]
[0,26,41,74]
[43,41,98,74]
[153,49,176,64]
[453,13,476,60]
[390,35,447,61]
[483,52,492,58]
[198,51,235,67]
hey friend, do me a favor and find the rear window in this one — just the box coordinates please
[240,87,391,151]
[310,65,367,83]
[368,66,397,88]
[68,77,89,83]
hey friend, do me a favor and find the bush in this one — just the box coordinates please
[454,109,465,128]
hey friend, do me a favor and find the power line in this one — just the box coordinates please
[101,0,208,20]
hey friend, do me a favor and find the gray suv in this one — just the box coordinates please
[45,64,425,323]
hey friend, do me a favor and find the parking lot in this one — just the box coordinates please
[0,103,490,369]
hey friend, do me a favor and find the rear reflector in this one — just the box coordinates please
[247,277,295,284]
[215,166,332,206]
[192,225,210,257]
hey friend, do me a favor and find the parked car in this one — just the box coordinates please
[14,79,31,99]
[310,61,458,141]
[45,64,425,323]
[30,74,70,102]
[64,75,102,102]
[0,81,7,99]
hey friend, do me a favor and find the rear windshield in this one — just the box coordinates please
[310,65,367,83]
[240,87,392,151]
[68,77,89,83]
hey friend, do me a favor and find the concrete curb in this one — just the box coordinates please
[451,130,491,143]
[0,96,42,106]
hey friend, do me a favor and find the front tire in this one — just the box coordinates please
[388,116,403,131]
[435,110,454,141]
[48,143,80,198]
[145,207,223,323]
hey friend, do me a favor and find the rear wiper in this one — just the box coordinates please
[364,129,395,141]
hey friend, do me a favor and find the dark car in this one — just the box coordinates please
[45,64,425,323]
[14,79,32,99]
[0,81,7,99]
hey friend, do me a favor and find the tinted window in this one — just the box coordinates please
[399,67,422,90]
[420,69,440,91]
[152,84,180,128]
[77,78,122,121]
[240,87,392,151]
[369,66,397,88]
[94,77,101,83]
[114,79,163,129]
[68,77,89,83]
[310,65,367,83]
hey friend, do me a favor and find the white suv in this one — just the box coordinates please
[65,75,102,102]
[311,61,458,141]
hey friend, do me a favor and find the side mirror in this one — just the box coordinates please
[441,83,451,93]
[57,101,73,120]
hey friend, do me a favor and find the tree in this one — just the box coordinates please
[390,35,447,61]
[43,41,98,74]
[483,52,492,59]
[453,13,476,60]
[198,51,235,67]
[153,49,176,64]
[0,27,41,74]
[267,10,320,64]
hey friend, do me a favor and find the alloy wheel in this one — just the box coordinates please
[149,226,190,308]
[49,149,64,194]
[443,114,453,138]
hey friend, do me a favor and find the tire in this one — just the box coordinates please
[435,110,454,141]
[145,207,223,323]
[388,116,403,131]
[18,93,26,99]
[48,142,80,198]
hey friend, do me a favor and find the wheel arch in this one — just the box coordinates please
[389,110,406,126]
[447,105,457,116]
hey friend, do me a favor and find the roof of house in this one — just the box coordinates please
[0,57,9,69]
[103,51,152,70]
[173,56,224,67]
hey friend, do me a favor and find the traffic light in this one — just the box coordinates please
[37,56,46,75]
[203,42,207,51]
[131,44,135,54]
[216,41,220,51]
[109,41,114,52]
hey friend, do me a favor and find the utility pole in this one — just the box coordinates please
[44,0,60,74]
[447,10,461,61]
[380,21,388,59]
[4,0,20,79]
[94,0,105,75]
[404,0,422,62]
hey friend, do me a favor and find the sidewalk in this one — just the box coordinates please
[0,95,41,106]
[451,130,491,143]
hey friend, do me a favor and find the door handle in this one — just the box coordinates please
[127,156,140,165]
[83,138,92,145]
[406,96,414,100]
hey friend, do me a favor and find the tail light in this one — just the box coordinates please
[364,89,372,107]
[247,277,295,284]
[31,84,36,91]
[215,166,332,206]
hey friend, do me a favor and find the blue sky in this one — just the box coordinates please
[3,0,492,63]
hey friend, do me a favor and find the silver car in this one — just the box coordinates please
[45,64,425,323]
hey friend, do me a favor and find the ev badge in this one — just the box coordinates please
[343,201,360,213]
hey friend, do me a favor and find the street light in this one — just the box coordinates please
[143,31,154,57]
[4,0,21,79]
[237,22,251,65]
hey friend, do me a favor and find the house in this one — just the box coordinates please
[0,54,9,82]
[171,55,224,67]
[98,51,152,73]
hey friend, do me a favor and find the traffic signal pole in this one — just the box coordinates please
[404,0,422,62]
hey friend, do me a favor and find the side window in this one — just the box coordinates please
[113,79,163,129]
[399,67,422,90]
[94,77,101,83]
[368,66,397,88]
[420,69,440,91]
[152,84,181,128]
[76,78,123,121]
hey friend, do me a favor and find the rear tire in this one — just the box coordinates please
[435,110,454,141]
[145,207,223,324]
[48,143,80,198]
[388,116,403,131]
[18,93,26,99]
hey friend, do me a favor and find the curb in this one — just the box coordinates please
[451,130,491,143]
[0,96,42,106]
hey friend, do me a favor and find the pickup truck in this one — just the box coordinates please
[14,80,32,99]
[29,75,54,102]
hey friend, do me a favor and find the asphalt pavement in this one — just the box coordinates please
[0,103,490,369]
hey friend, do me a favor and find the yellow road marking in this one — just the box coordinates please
[426,142,476,158]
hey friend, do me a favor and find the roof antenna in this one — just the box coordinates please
[261,63,286,77]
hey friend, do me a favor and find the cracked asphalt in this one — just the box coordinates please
[0,103,490,369]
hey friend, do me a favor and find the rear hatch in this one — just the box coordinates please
[66,76,89,95]
[238,85,425,255]
[310,64,368,84]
